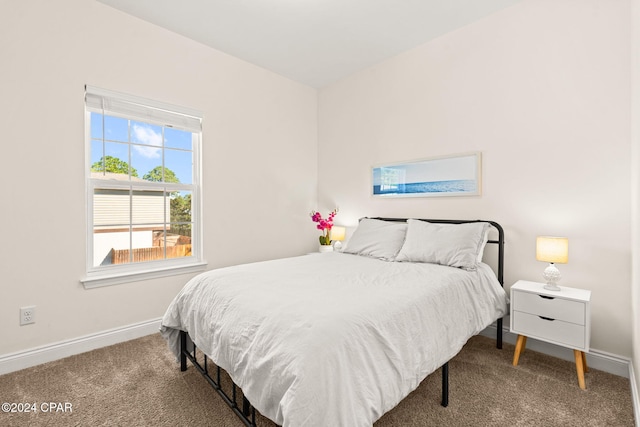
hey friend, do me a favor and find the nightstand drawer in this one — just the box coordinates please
[512,311,585,349]
[512,291,585,325]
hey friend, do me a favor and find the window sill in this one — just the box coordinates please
[81,261,208,289]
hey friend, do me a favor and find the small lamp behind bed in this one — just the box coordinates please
[536,236,569,291]
[330,226,346,250]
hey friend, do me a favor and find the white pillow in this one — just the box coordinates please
[477,228,490,263]
[395,219,490,271]
[343,218,407,261]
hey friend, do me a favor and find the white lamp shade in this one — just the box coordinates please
[536,236,569,264]
[330,226,346,241]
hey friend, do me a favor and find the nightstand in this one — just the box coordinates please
[510,279,591,389]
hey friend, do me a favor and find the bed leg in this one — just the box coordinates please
[179,330,187,372]
[497,317,503,349]
[242,396,251,417]
[441,362,449,407]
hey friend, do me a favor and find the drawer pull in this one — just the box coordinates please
[539,316,555,321]
[539,295,555,300]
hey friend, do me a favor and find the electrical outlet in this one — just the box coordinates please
[20,306,36,326]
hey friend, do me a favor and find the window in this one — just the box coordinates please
[82,86,205,288]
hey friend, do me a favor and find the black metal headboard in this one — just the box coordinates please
[368,217,505,286]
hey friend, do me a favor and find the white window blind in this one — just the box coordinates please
[85,85,202,132]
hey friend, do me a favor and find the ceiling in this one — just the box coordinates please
[96,0,523,88]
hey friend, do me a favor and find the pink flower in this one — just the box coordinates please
[309,208,339,231]
[310,208,339,245]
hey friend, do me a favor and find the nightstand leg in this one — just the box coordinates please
[574,350,586,390]
[582,351,589,373]
[513,335,527,366]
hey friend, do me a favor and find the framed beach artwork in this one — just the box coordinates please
[372,152,481,198]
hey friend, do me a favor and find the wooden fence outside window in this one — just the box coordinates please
[110,244,192,264]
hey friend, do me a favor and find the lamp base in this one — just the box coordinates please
[543,283,561,291]
[542,263,562,292]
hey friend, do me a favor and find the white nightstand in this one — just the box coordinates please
[510,279,591,389]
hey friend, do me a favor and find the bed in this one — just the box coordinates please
[160,217,509,426]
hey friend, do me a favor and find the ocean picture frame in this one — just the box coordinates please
[372,152,481,198]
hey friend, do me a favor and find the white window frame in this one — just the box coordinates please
[81,85,206,288]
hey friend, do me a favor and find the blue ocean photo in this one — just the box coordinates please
[372,154,480,197]
[373,179,477,195]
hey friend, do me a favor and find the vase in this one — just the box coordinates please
[319,245,333,253]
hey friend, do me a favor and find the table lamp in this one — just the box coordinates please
[330,226,346,250]
[536,236,569,291]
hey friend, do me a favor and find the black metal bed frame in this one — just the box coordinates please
[180,331,257,426]
[179,218,505,426]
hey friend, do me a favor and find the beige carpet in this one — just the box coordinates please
[0,333,634,426]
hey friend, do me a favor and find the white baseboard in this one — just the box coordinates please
[0,318,162,376]
[480,323,631,378]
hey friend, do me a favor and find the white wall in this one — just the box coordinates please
[318,0,632,357]
[631,0,640,411]
[0,0,318,355]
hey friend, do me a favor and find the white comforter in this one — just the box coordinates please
[160,252,508,427]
